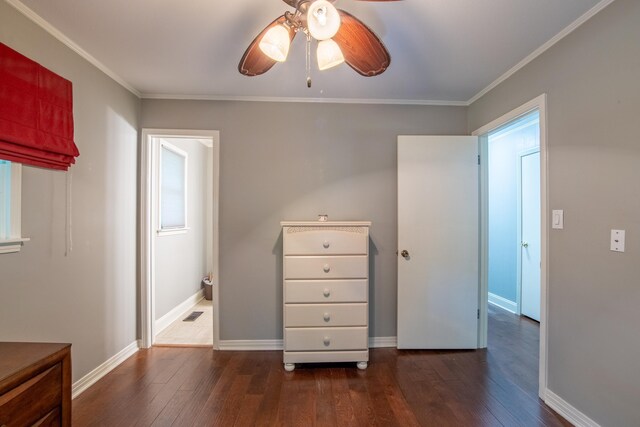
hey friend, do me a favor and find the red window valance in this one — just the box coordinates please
[0,42,79,170]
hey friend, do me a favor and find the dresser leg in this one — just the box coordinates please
[284,363,295,372]
[357,361,368,370]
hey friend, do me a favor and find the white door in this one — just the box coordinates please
[520,150,541,321]
[397,136,479,349]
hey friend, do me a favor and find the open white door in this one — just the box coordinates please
[397,136,479,349]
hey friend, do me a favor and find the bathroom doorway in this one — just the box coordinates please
[140,129,220,349]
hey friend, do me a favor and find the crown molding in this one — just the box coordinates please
[5,0,141,98]
[140,93,469,107]
[467,0,616,105]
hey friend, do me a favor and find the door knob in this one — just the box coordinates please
[522,242,529,248]
[401,250,410,258]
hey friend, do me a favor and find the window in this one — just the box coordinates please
[0,160,10,239]
[159,143,188,233]
[0,160,29,253]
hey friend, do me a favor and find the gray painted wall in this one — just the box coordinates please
[0,2,139,381]
[468,1,640,425]
[141,100,467,340]
[155,138,208,320]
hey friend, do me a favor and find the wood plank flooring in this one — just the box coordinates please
[73,306,570,426]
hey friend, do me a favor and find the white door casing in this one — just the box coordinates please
[472,93,548,398]
[397,136,479,349]
[140,129,220,349]
[519,149,541,321]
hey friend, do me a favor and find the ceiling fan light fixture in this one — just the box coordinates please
[307,0,341,41]
[317,39,344,70]
[259,24,290,62]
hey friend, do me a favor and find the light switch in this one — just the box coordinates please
[552,210,564,229]
[611,230,625,252]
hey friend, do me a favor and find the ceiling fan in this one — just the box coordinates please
[238,0,398,86]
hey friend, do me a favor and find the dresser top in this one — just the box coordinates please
[0,342,71,385]
[281,221,371,227]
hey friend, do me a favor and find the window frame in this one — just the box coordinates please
[157,141,189,236]
[0,161,29,254]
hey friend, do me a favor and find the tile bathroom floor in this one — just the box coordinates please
[154,299,213,346]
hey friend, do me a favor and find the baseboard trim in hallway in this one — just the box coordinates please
[155,290,205,335]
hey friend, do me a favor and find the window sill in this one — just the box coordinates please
[157,228,189,237]
[0,237,31,254]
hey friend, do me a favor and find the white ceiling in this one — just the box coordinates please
[14,0,605,103]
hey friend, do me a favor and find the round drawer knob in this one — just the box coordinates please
[323,336,331,346]
[323,264,330,273]
[323,289,331,298]
[323,240,330,248]
[323,313,331,322]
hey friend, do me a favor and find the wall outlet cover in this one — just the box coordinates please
[552,210,564,229]
[610,229,625,252]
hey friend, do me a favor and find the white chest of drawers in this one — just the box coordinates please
[281,221,371,371]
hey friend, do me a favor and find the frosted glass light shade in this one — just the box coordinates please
[317,39,344,70]
[259,25,290,62]
[307,0,341,41]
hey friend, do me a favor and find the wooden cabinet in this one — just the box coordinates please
[0,343,71,427]
[281,221,370,371]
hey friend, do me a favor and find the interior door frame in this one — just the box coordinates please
[517,147,541,318]
[140,128,221,349]
[472,94,548,398]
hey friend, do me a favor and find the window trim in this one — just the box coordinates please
[157,141,188,234]
[0,162,30,254]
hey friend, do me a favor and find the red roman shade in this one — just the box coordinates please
[0,42,79,170]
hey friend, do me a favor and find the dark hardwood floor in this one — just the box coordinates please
[73,306,570,426]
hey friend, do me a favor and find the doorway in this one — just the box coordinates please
[474,94,548,397]
[140,129,220,349]
[486,111,540,319]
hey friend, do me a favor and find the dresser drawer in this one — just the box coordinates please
[285,279,367,303]
[284,227,367,255]
[284,256,367,279]
[33,407,61,426]
[285,303,367,327]
[0,364,61,426]
[285,327,367,351]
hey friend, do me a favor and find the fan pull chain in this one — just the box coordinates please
[306,33,312,88]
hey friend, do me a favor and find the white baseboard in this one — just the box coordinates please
[219,339,284,350]
[218,337,398,351]
[369,336,397,348]
[155,290,204,335]
[488,292,518,314]
[72,340,139,399]
[545,389,601,427]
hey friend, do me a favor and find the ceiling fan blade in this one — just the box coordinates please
[333,9,390,77]
[238,15,296,77]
